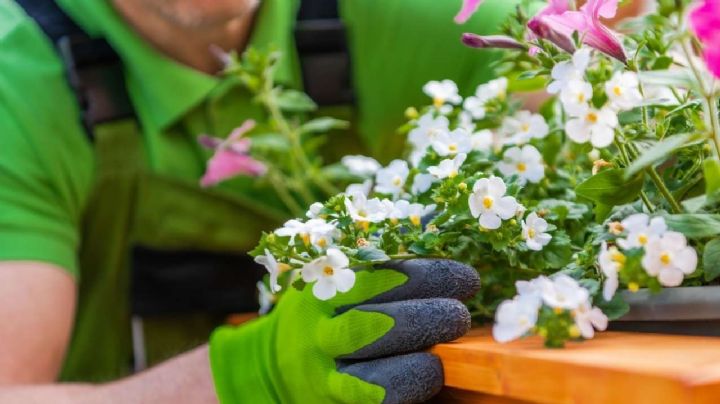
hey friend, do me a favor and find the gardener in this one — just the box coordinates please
[0,0,520,402]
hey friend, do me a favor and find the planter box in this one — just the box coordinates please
[609,286,720,336]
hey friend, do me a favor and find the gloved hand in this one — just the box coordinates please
[209,259,480,404]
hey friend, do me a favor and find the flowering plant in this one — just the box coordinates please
[209,0,720,348]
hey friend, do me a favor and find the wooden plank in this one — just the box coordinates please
[432,327,720,404]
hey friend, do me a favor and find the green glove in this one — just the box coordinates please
[209,259,480,404]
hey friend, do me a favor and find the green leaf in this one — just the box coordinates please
[665,214,720,238]
[595,293,630,320]
[300,117,350,134]
[624,133,694,178]
[575,169,644,206]
[704,158,720,196]
[703,238,720,282]
[276,89,317,112]
[638,69,696,89]
[292,278,307,291]
[251,133,290,152]
[651,56,673,70]
[356,246,390,262]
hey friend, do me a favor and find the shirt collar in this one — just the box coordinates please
[56,0,299,132]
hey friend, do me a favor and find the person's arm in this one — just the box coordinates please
[0,262,218,404]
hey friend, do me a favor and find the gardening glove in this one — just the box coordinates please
[209,259,480,404]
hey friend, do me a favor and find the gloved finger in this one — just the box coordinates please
[329,352,444,404]
[328,259,480,312]
[317,298,470,360]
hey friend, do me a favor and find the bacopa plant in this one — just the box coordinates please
[206,0,720,348]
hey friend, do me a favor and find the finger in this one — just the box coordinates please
[317,298,470,360]
[330,352,444,404]
[332,259,480,313]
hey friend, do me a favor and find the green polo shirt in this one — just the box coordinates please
[0,0,517,382]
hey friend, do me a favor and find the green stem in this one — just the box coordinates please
[268,170,304,217]
[646,166,682,213]
[615,140,655,212]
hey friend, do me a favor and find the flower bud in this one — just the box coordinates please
[462,33,525,50]
[405,107,419,120]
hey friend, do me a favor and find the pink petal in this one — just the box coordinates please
[198,135,223,150]
[462,33,524,49]
[200,149,267,187]
[455,0,484,24]
[228,120,256,142]
[582,0,619,20]
[704,46,720,79]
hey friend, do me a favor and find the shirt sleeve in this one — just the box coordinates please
[0,5,94,278]
[0,105,93,278]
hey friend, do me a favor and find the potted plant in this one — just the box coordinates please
[205,0,720,347]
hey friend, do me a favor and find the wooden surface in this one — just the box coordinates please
[432,327,720,404]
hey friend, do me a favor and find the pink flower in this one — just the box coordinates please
[690,0,720,79]
[455,0,484,24]
[198,120,267,187]
[528,0,627,63]
[527,0,571,55]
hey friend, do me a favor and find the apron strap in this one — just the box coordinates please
[15,0,136,141]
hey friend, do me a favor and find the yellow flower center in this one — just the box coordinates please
[449,169,458,178]
[278,263,292,273]
[433,97,444,108]
[323,266,335,276]
[516,162,527,172]
[448,144,458,153]
[577,93,586,103]
[483,196,494,209]
[637,233,649,246]
[392,176,403,187]
[586,112,598,123]
[316,238,327,248]
[357,221,370,232]
[301,233,311,245]
[628,282,640,292]
[660,252,672,265]
[610,251,626,266]
[528,228,536,238]
[613,86,623,96]
[410,215,421,226]
[521,123,530,132]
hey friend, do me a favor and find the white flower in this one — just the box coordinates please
[428,153,467,179]
[254,249,287,293]
[493,295,540,343]
[497,145,545,184]
[573,301,608,339]
[521,212,552,251]
[641,232,698,287]
[306,219,340,250]
[423,79,462,109]
[617,214,667,250]
[478,77,508,100]
[342,155,381,177]
[388,200,436,226]
[458,111,477,132]
[547,48,591,94]
[559,80,594,116]
[375,160,410,197]
[565,105,618,148]
[275,219,338,249]
[411,173,435,194]
[257,281,275,315]
[470,129,494,152]
[468,176,519,230]
[463,77,508,119]
[598,242,625,301]
[432,128,473,157]
[605,71,643,111]
[541,275,589,310]
[306,202,324,219]
[500,111,549,144]
[515,276,552,305]
[408,114,450,151]
[344,193,388,224]
[301,248,356,300]
[345,179,373,197]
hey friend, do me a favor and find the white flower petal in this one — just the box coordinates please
[333,269,356,293]
[313,278,338,300]
[480,212,502,229]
